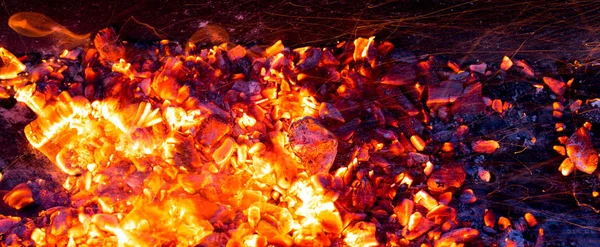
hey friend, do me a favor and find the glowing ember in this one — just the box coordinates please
[500,56,513,71]
[0,47,26,80]
[472,140,500,154]
[0,25,557,246]
[3,183,34,210]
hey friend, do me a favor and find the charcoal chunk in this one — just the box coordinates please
[289,117,338,175]
[196,115,231,148]
[381,64,416,86]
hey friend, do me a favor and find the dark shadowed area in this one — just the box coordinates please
[1,0,600,246]
[1,0,600,63]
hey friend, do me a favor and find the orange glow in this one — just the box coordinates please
[8,12,91,48]
[344,221,378,247]
[559,157,575,176]
[441,142,454,152]
[484,209,495,227]
[2,183,34,210]
[0,47,26,79]
[555,123,565,132]
[524,212,537,227]
[472,140,500,154]
[544,77,566,96]
[414,190,438,211]
[410,135,426,151]
[477,167,491,182]
[498,217,511,231]
[0,37,508,247]
[500,56,513,70]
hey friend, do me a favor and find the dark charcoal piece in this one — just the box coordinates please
[0,97,17,109]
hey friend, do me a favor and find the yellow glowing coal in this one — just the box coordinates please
[344,221,378,247]
[4,38,417,247]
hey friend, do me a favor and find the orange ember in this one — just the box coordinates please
[0,22,564,246]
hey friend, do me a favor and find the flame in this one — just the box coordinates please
[0,34,495,246]
[8,12,91,48]
[0,47,26,79]
[4,42,351,246]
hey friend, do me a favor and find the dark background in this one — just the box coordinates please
[1,0,600,245]
[2,0,600,64]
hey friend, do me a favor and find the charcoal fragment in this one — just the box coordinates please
[289,117,338,175]
[381,64,416,86]
[196,115,231,148]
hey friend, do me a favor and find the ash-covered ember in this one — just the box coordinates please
[0,25,597,247]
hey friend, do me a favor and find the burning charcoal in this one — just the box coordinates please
[353,37,376,67]
[472,140,500,154]
[498,216,511,231]
[434,228,479,247]
[427,165,466,193]
[524,212,537,227]
[535,228,545,247]
[320,49,340,66]
[196,115,232,148]
[570,99,582,112]
[289,117,338,175]
[318,210,343,234]
[402,212,435,240]
[407,152,429,167]
[410,135,426,152]
[478,167,492,182]
[3,183,34,210]
[201,232,230,246]
[469,63,487,74]
[554,145,567,156]
[484,209,496,228]
[426,80,463,107]
[294,47,322,72]
[265,40,284,57]
[451,82,485,114]
[515,60,535,77]
[381,64,416,86]
[375,85,419,116]
[565,127,598,174]
[319,102,345,123]
[414,190,438,211]
[500,56,513,71]
[212,137,237,165]
[499,228,525,247]
[559,157,575,176]
[351,174,376,210]
[0,87,10,99]
[426,205,456,224]
[93,28,125,64]
[29,183,69,210]
[0,47,26,79]
[459,189,477,204]
[543,77,566,96]
[438,192,452,205]
[0,216,20,233]
[343,221,378,247]
[227,45,247,61]
[394,199,414,226]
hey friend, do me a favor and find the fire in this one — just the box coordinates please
[8,12,91,49]
[1,39,353,246]
[0,29,540,246]
[0,47,26,80]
